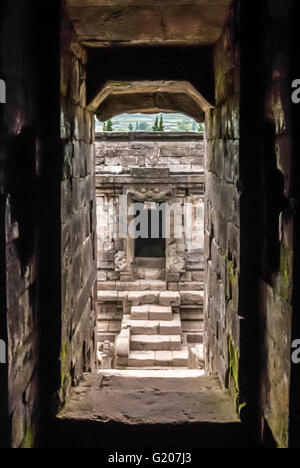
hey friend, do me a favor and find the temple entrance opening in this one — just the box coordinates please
[96,115,205,371]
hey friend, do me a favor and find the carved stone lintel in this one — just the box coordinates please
[125,184,175,202]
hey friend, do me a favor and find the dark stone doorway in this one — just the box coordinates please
[135,204,166,258]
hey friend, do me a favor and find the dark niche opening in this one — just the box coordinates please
[134,203,166,258]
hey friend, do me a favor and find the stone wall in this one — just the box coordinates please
[250,0,295,448]
[204,4,241,404]
[204,0,297,448]
[0,0,61,449]
[60,20,97,404]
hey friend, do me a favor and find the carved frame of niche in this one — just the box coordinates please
[124,184,177,280]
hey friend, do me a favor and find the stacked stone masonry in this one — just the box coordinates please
[204,9,241,397]
[60,24,97,403]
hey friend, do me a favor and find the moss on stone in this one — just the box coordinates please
[275,417,289,449]
[60,342,68,364]
[227,258,238,287]
[238,402,247,417]
[60,342,69,389]
[279,245,292,303]
[222,249,238,289]
[22,424,35,449]
[228,335,239,394]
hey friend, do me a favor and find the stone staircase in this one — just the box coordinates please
[97,280,204,369]
[122,303,189,368]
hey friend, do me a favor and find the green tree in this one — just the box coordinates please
[129,123,134,131]
[103,122,107,131]
[106,119,114,131]
[159,115,165,132]
[153,116,159,131]
[135,122,140,131]
[198,123,204,132]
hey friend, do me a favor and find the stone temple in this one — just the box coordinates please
[96,132,205,369]
[0,0,300,449]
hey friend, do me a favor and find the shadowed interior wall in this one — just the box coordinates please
[59,14,97,404]
[204,2,241,402]
[239,0,296,448]
[0,0,61,448]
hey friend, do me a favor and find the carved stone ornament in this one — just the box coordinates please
[125,184,175,202]
[166,244,185,273]
[115,251,127,272]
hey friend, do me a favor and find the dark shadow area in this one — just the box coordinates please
[135,205,166,258]
[87,46,215,107]
[288,0,300,449]
[262,120,287,283]
[239,0,266,442]
[0,190,9,448]
[262,419,278,449]
[3,126,37,269]
[43,419,258,449]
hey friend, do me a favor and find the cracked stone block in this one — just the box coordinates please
[128,291,159,305]
[159,291,181,307]
[180,291,204,305]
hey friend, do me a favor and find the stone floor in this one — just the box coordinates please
[44,370,257,448]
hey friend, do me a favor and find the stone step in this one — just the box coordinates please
[180,310,203,321]
[131,305,173,321]
[131,335,182,352]
[128,351,156,367]
[182,320,204,332]
[98,280,167,292]
[98,290,203,306]
[127,291,181,307]
[98,312,123,321]
[124,314,182,336]
[149,305,173,321]
[127,348,188,367]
